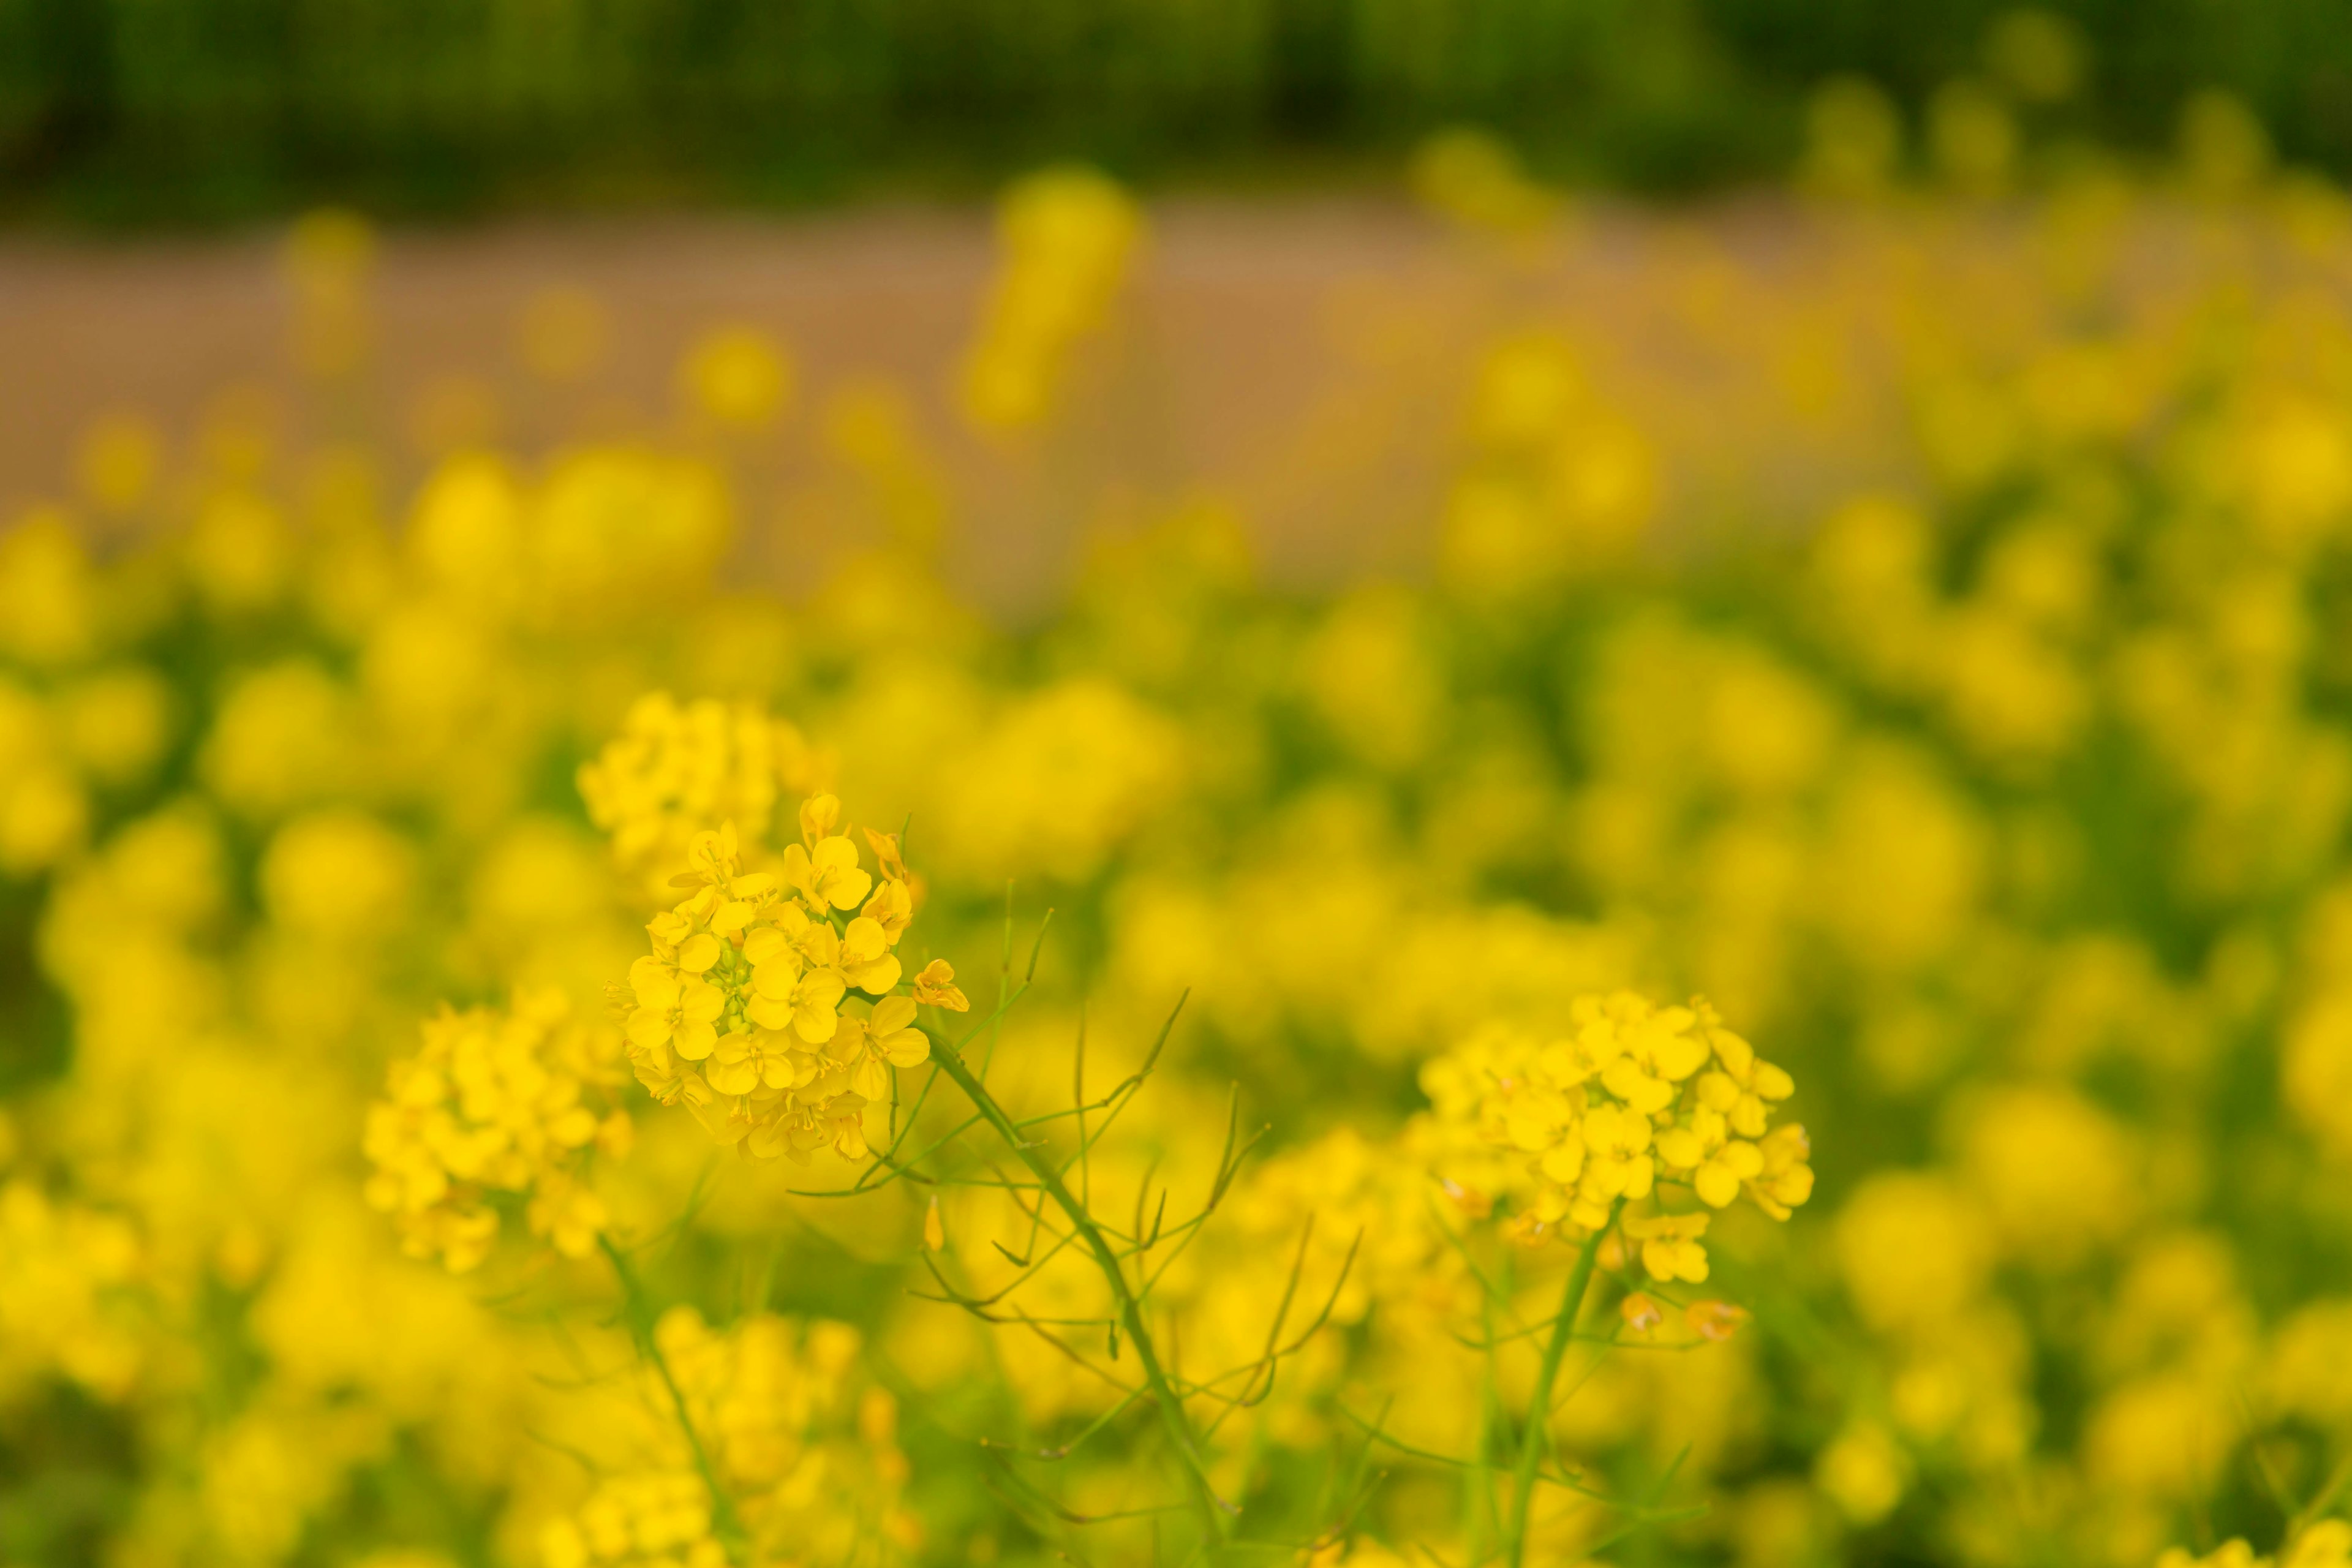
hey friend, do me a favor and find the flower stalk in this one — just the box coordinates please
[927,1036,1234,1552]
[1504,1201,1621,1568]
[600,1234,751,1559]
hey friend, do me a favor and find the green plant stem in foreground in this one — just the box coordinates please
[601,1234,750,1556]
[1505,1209,1618,1568]
[929,1038,1233,1553]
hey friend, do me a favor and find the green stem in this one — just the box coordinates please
[1505,1207,1618,1568]
[600,1234,749,1558]
[1467,1265,1501,1562]
[929,1038,1231,1552]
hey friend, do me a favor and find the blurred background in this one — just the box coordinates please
[13,7,2352,1568]
[1,0,2333,603]
[2,0,2348,213]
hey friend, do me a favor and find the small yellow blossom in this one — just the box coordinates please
[0,1182,145,1399]
[363,988,630,1270]
[1685,1300,1752,1343]
[959,167,1143,432]
[679,325,792,429]
[912,959,970,1011]
[2154,1529,2352,1568]
[578,692,827,894]
[1418,993,1812,1280]
[1626,1211,1712,1283]
[541,1472,724,1568]
[611,790,933,1166]
[538,1308,918,1566]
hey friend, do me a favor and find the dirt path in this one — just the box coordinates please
[0,197,2097,608]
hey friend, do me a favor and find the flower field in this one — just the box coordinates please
[9,148,2352,1568]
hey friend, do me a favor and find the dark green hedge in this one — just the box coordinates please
[1,0,2348,220]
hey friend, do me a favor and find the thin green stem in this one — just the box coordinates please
[600,1234,748,1558]
[1468,1248,1507,1562]
[928,1035,1232,1554]
[1505,1206,1619,1568]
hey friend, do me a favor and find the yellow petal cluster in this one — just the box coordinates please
[540,1307,914,1568]
[1419,993,1812,1280]
[619,802,962,1164]
[958,168,1143,431]
[363,988,632,1271]
[579,692,828,894]
[2157,1522,2352,1568]
[541,1471,724,1568]
[0,1178,145,1401]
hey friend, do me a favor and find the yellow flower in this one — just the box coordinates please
[839,916,902,994]
[958,167,1143,432]
[786,832,873,913]
[1418,993,1811,1280]
[745,940,846,1044]
[912,959,970,1010]
[0,1182,146,1400]
[864,825,910,884]
[577,693,824,893]
[707,1027,803,1096]
[865,997,930,1068]
[2288,1523,2352,1568]
[2155,1544,2267,1568]
[600,780,943,1168]
[861,876,914,942]
[539,1308,914,1565]
[1750,1123,1817,1218]
[1656,1106,1771,1210]
[363,990,626,1270]
[679,325,791,429]
[1684,1299,1752,1342]
[1624,1211,1712,1283]
[625,957,725,1063]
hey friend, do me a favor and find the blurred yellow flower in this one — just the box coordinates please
[679,325,793,429]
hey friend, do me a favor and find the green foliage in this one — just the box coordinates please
[1,0,2350,220]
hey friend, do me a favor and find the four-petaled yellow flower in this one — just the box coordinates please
[1626,1211,1712,1283]
[912,959,969,1011]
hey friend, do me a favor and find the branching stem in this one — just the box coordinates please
[929,1033,1233,1554]
[600,1234,748,1558]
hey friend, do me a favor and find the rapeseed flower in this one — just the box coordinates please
[1419,993,1811,1280]
[615,796,961,1165]
[539,1308,914,1568]
[363,989,632,1270]
[2157,1523,2352,1568]
[17,152,2352,1568]
[580,693,829,894]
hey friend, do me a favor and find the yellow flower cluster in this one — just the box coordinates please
[958,167,1143,431]
[0,1176,145,1401]
[0,522,175,878]
[20,148,2352,1568]
[363,989,633,1270]
[1419,993,1812,1280]
[0,674,91,876]
[540,1307,914,1568]
[2159,1523,2352,1568]
[579,692,829,894]
[543,1472,724,1568]
[619,801,965,1163]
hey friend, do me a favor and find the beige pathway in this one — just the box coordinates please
[0,198,2087,607]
